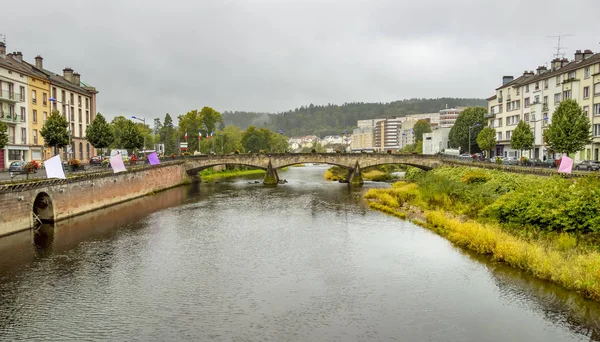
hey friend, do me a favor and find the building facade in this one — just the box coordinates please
[422,127,451,155]
[487,48,600,161]
[22,56,50,161]
[375,116,405,151]
[350,127,375,152]
[439,108,463,128]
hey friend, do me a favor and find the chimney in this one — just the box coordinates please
[73,72,81,85]
[561,58,569,67]
[34,55,43,69]
[502,76,514,85]
[14,51,22,62]
[536,66,548,75]
[584,49,594,59]
[522,71,534,76]
[63,67,73,82]
[0,42,5,56]
[551,58,562,71]
[574,50,584,62]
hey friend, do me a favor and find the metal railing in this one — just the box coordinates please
[0,90,24,102]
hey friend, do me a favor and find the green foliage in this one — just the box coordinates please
[177,107,224,153]
[160,114,178,155]
[120,120,144,150]
[510,120,534,152]
[109,116,130,149]
[543,99,592,155]
[476,127,497,154]
[404,166,424,180]
[0,121,7,149]
[413,119,432,142]
[86,113,114,149]
[241,126,288,153]
[401,143,416,153]
[40,110,69,150]
[222,98,487,137]
[448,107,487,153]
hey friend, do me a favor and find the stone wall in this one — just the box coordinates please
[0,162,188,237]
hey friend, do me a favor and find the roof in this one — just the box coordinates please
[0,54,44,79]
[495,75,530,90]
[34,66,97,96]
[486,95,497,101]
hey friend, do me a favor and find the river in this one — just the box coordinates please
[1,164,599,341]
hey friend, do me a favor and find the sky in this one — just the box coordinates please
[3,0,600,121]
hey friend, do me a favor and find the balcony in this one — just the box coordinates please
[0,90,24,103]
[484,112,495,119]
[0,111,18,123]
[542,103,549,112]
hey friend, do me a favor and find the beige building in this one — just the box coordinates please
[350,127,375,152]
[487,48,600,161]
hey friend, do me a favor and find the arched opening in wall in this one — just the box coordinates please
[33,192,55,225]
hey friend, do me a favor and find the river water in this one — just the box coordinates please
[1,165,600,342]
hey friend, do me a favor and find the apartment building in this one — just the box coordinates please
[350,127,375,152]
[487,48,600,161]
[439,108,463,127]
[20,55,50,161]
[0,44,30,169]
[375,116,406,152]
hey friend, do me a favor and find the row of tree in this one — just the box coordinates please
[449,99,591,158]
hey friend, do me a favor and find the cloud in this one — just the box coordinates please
[3,0,600,122]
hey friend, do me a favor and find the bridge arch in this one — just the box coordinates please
[185,163,267,177]
[274,162,352,170]
[32,191,55,225]
[360,162,433,171]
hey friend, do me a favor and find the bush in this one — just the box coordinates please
[234,150,240,154]
[311,149,316,153]
[405,166,425,181]
[183,152,191,156]
[387,149,392,154]
[495,157,503,164]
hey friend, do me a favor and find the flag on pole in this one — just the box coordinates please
[210,132,215,139]
[44,155,66,179]
[198,130,202,141]
[184,132,188,141]
[109,153,127,173]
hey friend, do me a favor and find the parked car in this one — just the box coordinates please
[8,161,26,176]
[502,157,519,165]
[574,160,600,171]
[89,156,104,165]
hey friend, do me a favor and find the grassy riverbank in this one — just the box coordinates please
[365,166,600,300]
[200,168,265,181]
[324,165,403,182]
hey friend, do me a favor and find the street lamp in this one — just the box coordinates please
[49,97,72,161]
[131,116,146,156]
[468,123,481,156]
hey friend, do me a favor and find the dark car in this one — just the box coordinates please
[574,160,600,171]
[89,156,104,165]
[8,161,25,176]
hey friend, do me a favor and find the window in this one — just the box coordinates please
[86,110,90,124]
[85,98,89,109]
[516,87,520,96]
[71,123,75,136]
[19,86,25,101]
[21,128,26,144]
[62,104,66,116]
[8,150,21,161]
[52,87,57,99]
[507,115,520,126]
[7,83,13,99]
[585,67,591,78]
[535,82,539,91]
[584,86,590,99]
[71,106,75,121]
[62,90,66,102]
[78,108,82,122]
[543,96,548,104]
[86,143,90,159]
[498,118,503,127]
[594,125,600,137]
[507,102,512,111]
[515,100,520,109]
[595,82,600,96]
[525,85,529,93]
[43,112,47,124]
[563,90,572,100]
[79,124,82,138]
[554,93,561,104]
[33,129,38,145]
[594,104,600,115]
[544,79,548,89]
[79,142,83,160]
[497,132,503,140]
[498,105,503,113]
[31,90,37,104]
[584,106,590,117]
[568,71,576,79]
[70,93,74,104]
[524,98,530,107]
[20,107,25,122]
[534,95,540,104]
[556,75,561,85]
[524,113,529,122]
[506,131,512,140]
[33,109,37,123]
[78,95,82,108]
[43,93,47,106]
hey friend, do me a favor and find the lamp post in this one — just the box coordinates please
[219,134,224,154]
[49,97,72,161]
[468,123,481,156]
[131,116,146,156]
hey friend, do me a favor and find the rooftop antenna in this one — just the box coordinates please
[548,34,573,59]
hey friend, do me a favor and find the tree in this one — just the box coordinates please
[476,127,497,157]
[543,99,592,156]
[110,116,130,149]
[159,113,178,155]
[120,120,144,150]
[448,107,487,153]
[86,113,114,154]
[40,110,69,155]
[0,121,7,149]
[510,120,534,157]
[413,120,432,142]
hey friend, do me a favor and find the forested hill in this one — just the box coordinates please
[222,98,487,137]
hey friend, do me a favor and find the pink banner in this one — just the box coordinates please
[557,155,573,174]
[148,152,160,166]
[110,153,127,173]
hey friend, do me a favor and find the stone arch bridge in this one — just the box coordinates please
[183,153,444,185]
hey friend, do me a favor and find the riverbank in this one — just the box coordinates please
[200,168,265,181]
[324,165,403,182]
[365,166,600,300]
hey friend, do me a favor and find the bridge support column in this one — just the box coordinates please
[263,161,279,185]
[347,161,363,186]
[187,172,202,183]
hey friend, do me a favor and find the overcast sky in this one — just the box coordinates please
[3,0,600,121]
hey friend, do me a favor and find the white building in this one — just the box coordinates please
[422,127,451,155]
[439,107,464,128]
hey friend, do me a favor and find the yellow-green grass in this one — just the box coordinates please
[200,169,265,181]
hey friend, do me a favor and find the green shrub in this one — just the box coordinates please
[405,166,425,181]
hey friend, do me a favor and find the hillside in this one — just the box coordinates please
[222,98,487,137]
